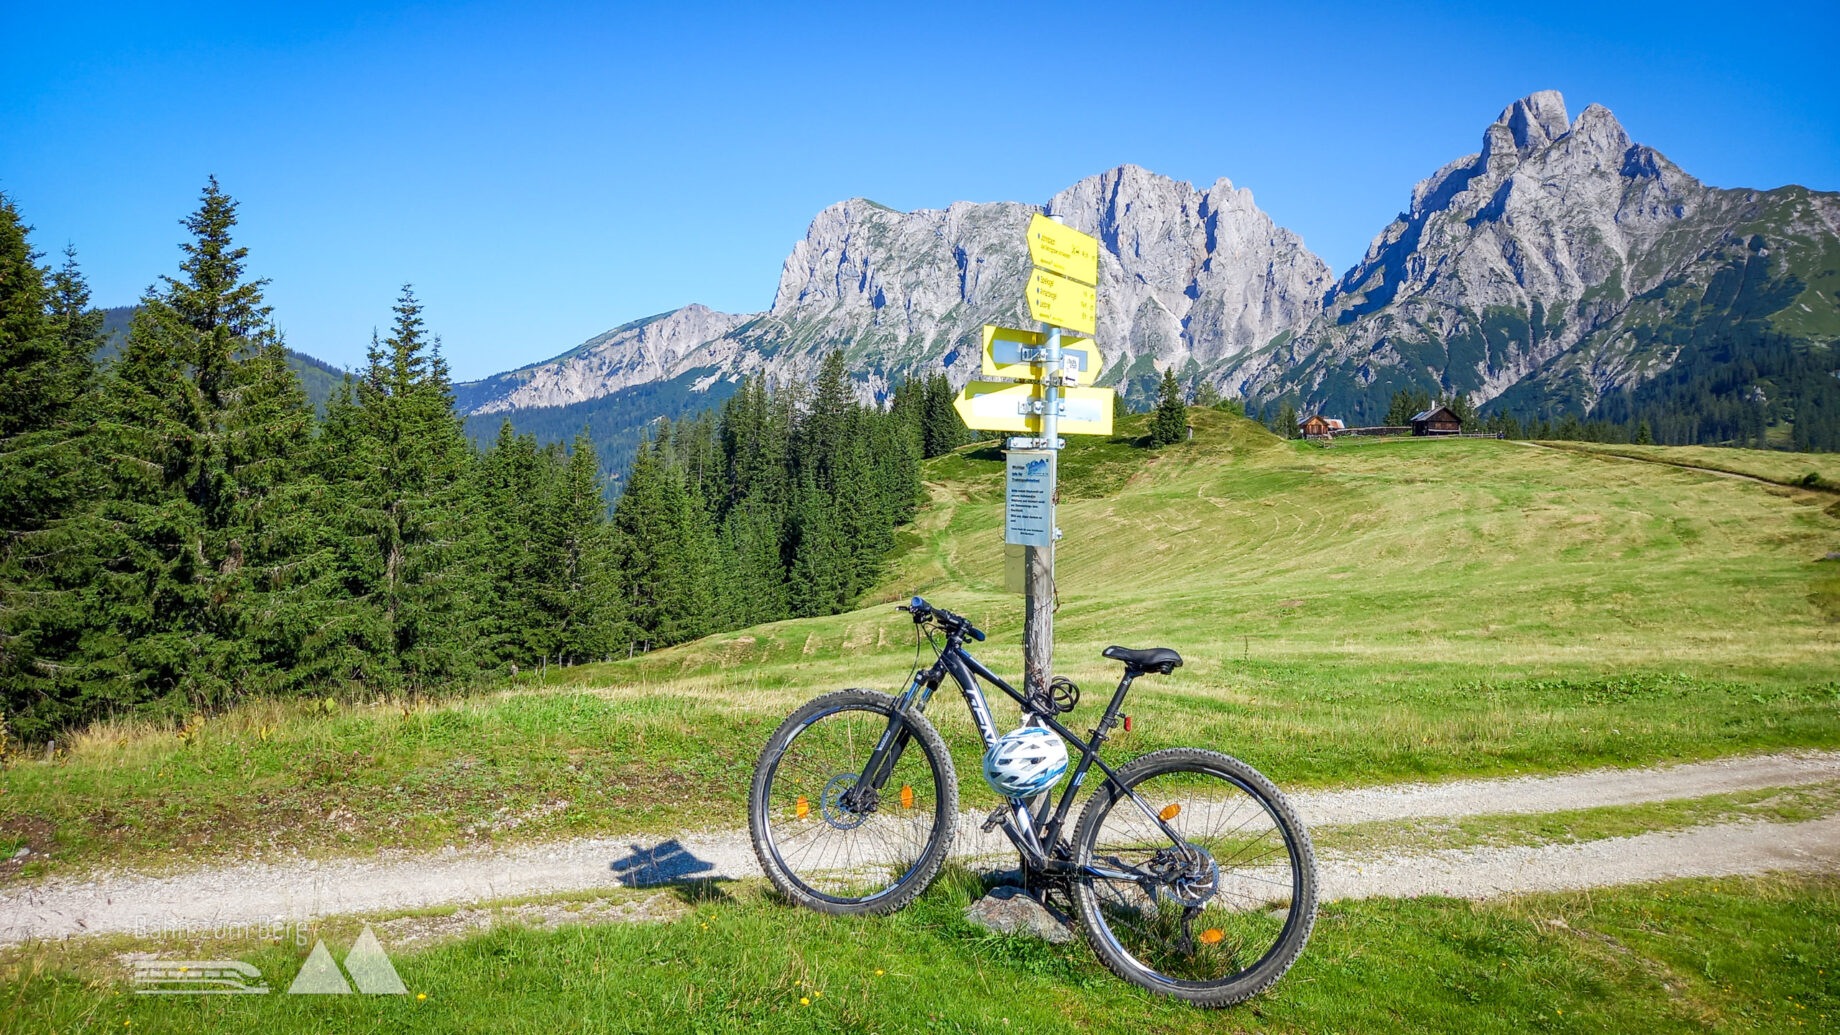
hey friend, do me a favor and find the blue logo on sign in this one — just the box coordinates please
[1025,458,1048,476]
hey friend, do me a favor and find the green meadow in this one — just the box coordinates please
[4,873,1835,1033]
[5,410,1837,876]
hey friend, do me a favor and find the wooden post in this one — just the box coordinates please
[1023,324,1061,701]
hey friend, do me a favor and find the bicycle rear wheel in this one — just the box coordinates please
[748,689,958,915]
[1070,748,1316,1006]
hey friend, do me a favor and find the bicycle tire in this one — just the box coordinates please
[1069,747,1317,1006]
[749,689,958,915]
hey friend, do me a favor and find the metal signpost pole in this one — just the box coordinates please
[1024,325,1061,701]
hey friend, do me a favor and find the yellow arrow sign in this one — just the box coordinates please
[1028,213,1099,286]
[953,381,1115,436]
[1025,268,1097,335]
[980,325,1103,385]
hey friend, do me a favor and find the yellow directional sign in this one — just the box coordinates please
[1025,268,1097,335]
[953,381,1115,436]
[1056,386,1115,435]
[980,325,1103,385]
[1027,214,1099,286]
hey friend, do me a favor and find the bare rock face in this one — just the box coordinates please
[1233,91,1840,421]
[461,304,754,414]
[1047,166,1332,368]
[455,166,1330,411]
[454,92,1838,428]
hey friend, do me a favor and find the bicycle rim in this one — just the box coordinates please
[1079,763,1309,990]
[759,702,947,905]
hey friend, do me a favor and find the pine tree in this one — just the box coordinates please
[1634,420,1654,445]
[1150,366,1188,445]
[0,200,108,735]
[312,286,477,688]
[93,178,313,713]
[542,433,622,664]
[1274,400,1298,439]
[919,372,966,458]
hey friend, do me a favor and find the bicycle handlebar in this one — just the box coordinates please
[899,596,985,642]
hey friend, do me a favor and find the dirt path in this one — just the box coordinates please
[4,750,1836,946]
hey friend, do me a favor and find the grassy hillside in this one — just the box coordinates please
[5,409,1837,878]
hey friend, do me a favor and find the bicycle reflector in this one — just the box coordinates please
[1199,928,1224,945]
[796,796,809,819]
[1158,803,1181,821]
[900,785,915,809]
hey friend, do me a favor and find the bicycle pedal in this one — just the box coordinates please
[980,805,1008,832]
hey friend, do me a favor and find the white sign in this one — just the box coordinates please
[1005,450,1053,547]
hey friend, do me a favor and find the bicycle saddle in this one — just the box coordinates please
[1102,646,1183,674]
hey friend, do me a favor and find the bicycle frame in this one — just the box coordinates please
[857,625,1193,883]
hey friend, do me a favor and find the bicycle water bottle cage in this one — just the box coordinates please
[1102,646,1184,675]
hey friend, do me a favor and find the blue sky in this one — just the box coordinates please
[5,1,1834,381]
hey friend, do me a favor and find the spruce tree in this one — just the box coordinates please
[0,200,108,735]
[1150,366,1188,445]
[1274,400,1298,439]
[95,178,312,713]
[312,286,477,688]
[542,433,622,664]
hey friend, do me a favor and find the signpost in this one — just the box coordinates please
[952,380,1113,436]
[952,215,1112,699]
[1024,268,1097,335]
[981,325,1101,385]
[1027,213,1100,286]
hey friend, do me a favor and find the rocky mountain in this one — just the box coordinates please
[456,166,1332,418]
[453,303,748,415]
[1234,91,1840,426]
[458,90,1839,456]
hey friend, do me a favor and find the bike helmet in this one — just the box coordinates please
[982,725,1069,798]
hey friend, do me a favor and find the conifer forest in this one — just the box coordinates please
[0,183,953,739]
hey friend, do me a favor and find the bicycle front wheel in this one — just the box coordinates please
[748,689,958,915]
[1070,748,1317,1006]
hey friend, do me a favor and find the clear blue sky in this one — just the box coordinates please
[5,1,1834,381]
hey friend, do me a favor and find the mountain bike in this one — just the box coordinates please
[747,596,1317,1006]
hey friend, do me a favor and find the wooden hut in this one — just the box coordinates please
[1297,415,1345,437]
[1410,405,1462,436]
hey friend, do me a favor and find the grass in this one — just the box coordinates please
[2,872,1836,1033]
[5,410,1839,877]
[1312,781,1840,858]
[1536,440,1840,493]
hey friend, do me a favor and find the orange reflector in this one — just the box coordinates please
[795,796,809,819]
[900,785,915,809]
[1199,928,1224,945]
[1158,803,1181,822]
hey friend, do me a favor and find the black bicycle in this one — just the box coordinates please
[748,596,1317,1006]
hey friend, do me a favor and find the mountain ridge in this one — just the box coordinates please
[456,91,1839,452]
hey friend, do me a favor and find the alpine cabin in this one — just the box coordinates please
[1410,405,1462,436]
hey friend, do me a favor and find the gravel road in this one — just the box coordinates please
[3,750,1835,945]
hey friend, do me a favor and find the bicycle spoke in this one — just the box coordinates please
[1081,764,1306,987]
[758,702,943,904]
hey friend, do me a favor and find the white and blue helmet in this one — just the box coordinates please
[982,725,1069,798]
